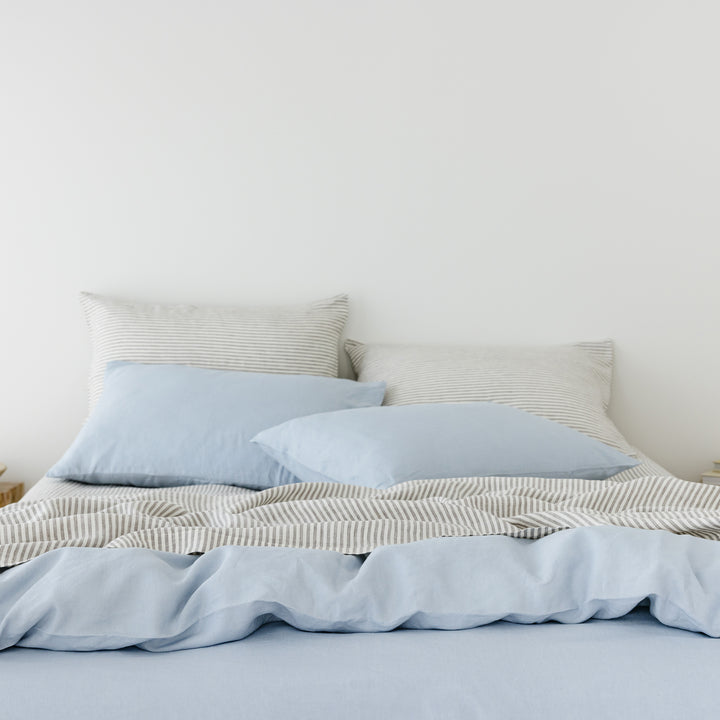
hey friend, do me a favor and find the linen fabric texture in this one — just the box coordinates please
[252,403,639,489]
[48,362,385,489]
[8,473,715,567]
[82,292,349,409]
[345,339,634,455]
[4,526,720,653]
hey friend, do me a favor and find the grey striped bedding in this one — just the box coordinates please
[345,339,635,456]
[82,292,348,408]
[5,457,715,568]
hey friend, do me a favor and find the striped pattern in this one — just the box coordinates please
[345,339,634,455]
[82,293,348,408]
[4,469,719,568]
[23,478,256,502]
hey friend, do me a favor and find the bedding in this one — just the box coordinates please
[7,290,709,718]
[6,461,719,719]
[47,362,385,489]
[252,402,639,487]
[345,338,635,455]
[4,614,718,720]
[82,291,349,408]
[2,524,720,652]
[4,468,720,652]
[5,473,720,567]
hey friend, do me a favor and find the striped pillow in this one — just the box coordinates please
[344,339,635,456]
[83,292,348,408]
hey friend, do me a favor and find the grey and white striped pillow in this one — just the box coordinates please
[345,339,635,456]
[83,292,348,408]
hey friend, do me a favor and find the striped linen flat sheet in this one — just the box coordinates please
[4,462,719,568]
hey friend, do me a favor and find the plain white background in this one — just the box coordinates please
[1,1,718,489]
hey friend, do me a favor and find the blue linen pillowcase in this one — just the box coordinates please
[252,402,640,489]
[48,362,386,489]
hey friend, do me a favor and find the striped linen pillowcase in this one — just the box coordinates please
[82,292,348,409]
[344,339,635,456]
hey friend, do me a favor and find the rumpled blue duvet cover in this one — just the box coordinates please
[1,525,719,652]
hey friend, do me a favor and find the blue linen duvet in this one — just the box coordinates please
[1,525,719,652]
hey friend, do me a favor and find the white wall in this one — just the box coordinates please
[1,1,718,489]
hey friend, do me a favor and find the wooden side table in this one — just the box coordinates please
[701,460,720,485]
[0,465,23,507]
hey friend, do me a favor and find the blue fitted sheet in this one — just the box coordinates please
[1,610,717,720]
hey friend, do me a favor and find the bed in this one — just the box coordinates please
[2,292,719,720]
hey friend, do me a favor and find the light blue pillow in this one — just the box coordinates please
[48,362,386,489]
[252,403,639,489]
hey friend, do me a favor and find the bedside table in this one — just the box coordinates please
[0,465,23,507]
[701,460,720,486]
